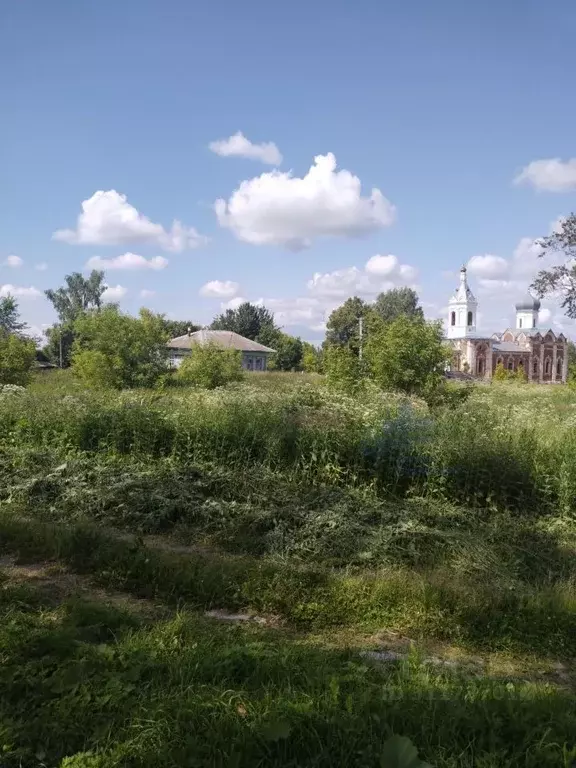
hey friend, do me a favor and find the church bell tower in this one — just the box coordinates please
[447,266,478,339]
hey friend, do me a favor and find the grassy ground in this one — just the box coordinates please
[1,372,576,766]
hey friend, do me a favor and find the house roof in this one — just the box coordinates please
[167,330,276,353]
[493,341,525,353]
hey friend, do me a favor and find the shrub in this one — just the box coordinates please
[0,332,36,386]
[175,343,244,389]
[324,344,363,393]
[492,361,511,382]
[72,306,169,389]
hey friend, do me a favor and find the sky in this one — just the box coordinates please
[2,0,576,343]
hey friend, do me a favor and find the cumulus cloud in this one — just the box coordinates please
[0,284,41,298]
[35,262,48,271]
[308,254,417,299]
[199,280,240,299]
[209,131,282,165]
[215,153,396,249]
[3,255,23,268]
[221,296,247,311]
[86,253,169,271]
[514,158,576,192]
[467,254,509,279]
[53,190,206,252]
[102,284,127,302]
[140,289,156,298]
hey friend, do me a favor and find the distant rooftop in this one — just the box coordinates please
[167,329,276,354]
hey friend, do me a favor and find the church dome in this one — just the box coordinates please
[515,293,541,311]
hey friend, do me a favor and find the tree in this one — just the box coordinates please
[531,213,576,316]
[325,297,377,354]
[0,333,36,386]
[0,296,27,336]
[175,343,244,389]
[72,306,169,389]
[45,270,106,323]
[492,361,510,382]
[211,302,278,341]
[373,287,424,324]
[267,332,303,371]
[160,319,201,339]
[301,342,323,373]
[324,344,363,393]
[364,316,450,398]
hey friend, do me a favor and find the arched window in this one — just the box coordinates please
[557,358,563,377]
[508,359,514,371]
[467,311,473,326]
[533,318,536,328]
[545,359,551,375]
[533,359,538,375]
[519,318,523,328]
[477,358,484,375]
[450,311,456,326]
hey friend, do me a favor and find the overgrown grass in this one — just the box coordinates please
[2,374,576,765]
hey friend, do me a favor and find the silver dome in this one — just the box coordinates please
[515,293,541,311]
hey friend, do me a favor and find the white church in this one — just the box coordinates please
[446,266,568,383]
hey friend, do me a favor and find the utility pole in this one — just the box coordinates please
[358,315,363,361]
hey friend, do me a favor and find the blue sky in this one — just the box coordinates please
[2,0,576,341]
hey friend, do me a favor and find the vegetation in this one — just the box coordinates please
[373,287,424,325]
[0,295,27,335]
[0,296,35,385]
[1,375,576,765]
[211,301,278,340]
[72,306,169,389]
[175,342,244,388]
[532,212,576,315]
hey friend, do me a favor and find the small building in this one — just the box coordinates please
[446,266,568,383]
[167,329,276,371]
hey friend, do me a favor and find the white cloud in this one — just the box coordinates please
[514,158,576,192]
[140,289,156,298]
[86,253,169,271]
[35,262,48,271]
[221,296,247,311]
[102,284,127,302]
[209,131,282,166]
[467,254,509,279]
[199,280,240,299]
[538,307,552,324]
[0,284,41,298]
[215,152,396,249]
[256,296,326,327]
[53,190,206,252]
[307,254,417,299]
[3,255,23,268]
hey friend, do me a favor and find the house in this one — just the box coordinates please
[446,266,568,383]
[167,329,276,371]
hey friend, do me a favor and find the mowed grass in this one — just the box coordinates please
[1,373,576,765]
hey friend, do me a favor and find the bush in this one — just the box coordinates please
[0,332,36,386]
[175,343,244,389]
[72,306,169,389]
[324,344,363,393]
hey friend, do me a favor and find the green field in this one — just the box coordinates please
[1,372,576,767]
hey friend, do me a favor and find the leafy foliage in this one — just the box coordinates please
[324,343,364,393]
[0,332,36,385]
[325,296,372,354]
[365,316,450,398]
[0,295,27,335]
[532,213,576,317]
[380,735,432,768]
[160,318,201,339]
[492,361,510,382]
[211,301,278,341]
[301,342,323,373]
[267,331,303,371]
[45,270,107,323]
[175,342,244,388]
[374,287,424,325]
[71,306,169,389]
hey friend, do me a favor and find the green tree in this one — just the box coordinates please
[45,270,106,323]
[211,302,278,341]
[0,296,27,336]
[531,213,576,316]
[301,342,322,373]
[492,361,511,382]
[373,287,424,324]
[268,332,303,371]
[364,316,450,398]
[325,297,376,354]
[72,306,169,389]
[43,271,108,367]
[160,319,201,339]
[0,333,36,385]
[324,344,363,393]
[176,343,244,389]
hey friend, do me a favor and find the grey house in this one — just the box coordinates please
[167,330,276,371]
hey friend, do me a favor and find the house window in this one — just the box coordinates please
[255,357,263,371]
[467,311,473,326]
[450,311,456,326]
[519,318,522,328]
[246,357,254,371]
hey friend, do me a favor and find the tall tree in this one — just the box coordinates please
[373,287,424,324]
[324,297,379,355]
[211,302,278,341]
[45,270,106,324]
[531,213,576,316]
[0,295,27,336]
[161,319,201,339]
[267,332,303,371]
